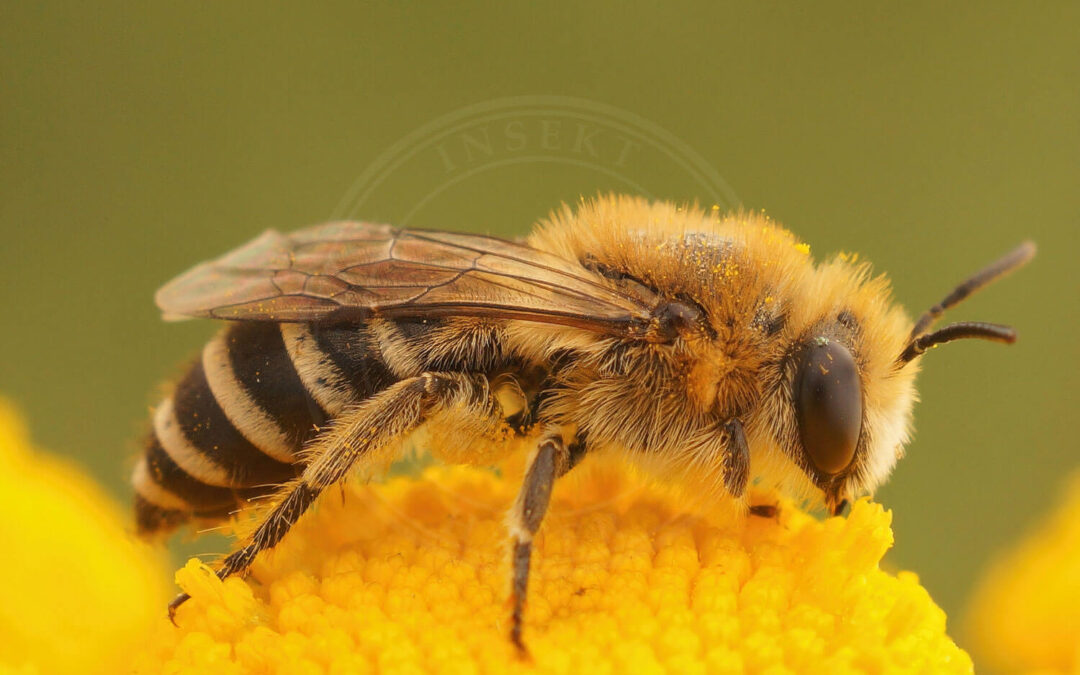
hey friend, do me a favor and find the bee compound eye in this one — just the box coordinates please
[794,338,862,475]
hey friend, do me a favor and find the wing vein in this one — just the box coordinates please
[156,222,656,337]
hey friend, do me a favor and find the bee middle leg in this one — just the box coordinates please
[168,371,498,620]
[506,430,581,655]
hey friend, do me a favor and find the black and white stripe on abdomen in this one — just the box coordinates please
[134,321,398,535]
[279,323,397,416]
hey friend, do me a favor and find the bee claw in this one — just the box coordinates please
[509,628,532,661]
[167,592,191,626]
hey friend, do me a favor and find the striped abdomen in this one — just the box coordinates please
[133,321,395,536]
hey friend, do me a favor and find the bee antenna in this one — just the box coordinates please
[899,321,1017,364]
[909,241,1036,339]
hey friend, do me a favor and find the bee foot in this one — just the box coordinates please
[510,629,532,661]
[167,592,191,626]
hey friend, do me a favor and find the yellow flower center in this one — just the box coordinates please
[139,458,972,674]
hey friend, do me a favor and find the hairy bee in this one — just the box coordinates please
[134,194,1033,649]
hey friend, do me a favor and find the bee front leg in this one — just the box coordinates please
[721,418,750,498]
[168,372,496,622]
[506,431,577,656]
[721,418,779,518]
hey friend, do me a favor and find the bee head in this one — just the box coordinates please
[778,242,1034,513]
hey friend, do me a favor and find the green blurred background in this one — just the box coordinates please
[2,2,1076,665]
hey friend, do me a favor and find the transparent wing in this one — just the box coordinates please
[155,222,655,336]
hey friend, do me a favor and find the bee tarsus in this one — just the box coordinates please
[167,592,189,625]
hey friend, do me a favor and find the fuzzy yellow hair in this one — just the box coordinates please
[524,195,918,506]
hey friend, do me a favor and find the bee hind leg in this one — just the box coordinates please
[166,372,497,622]
[507,431,578,656]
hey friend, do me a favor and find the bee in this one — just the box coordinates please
[134,194,1034,650]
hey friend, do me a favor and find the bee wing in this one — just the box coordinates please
[155,222,655,335]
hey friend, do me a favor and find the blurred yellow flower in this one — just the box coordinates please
[968,470,1080,674]
[0,400,169,674]
[139,458,972,674]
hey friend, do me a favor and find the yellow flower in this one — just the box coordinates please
[0,397,975,673]
[967,470,1080,674]
[140,458,972,674]
[0,400,169,674]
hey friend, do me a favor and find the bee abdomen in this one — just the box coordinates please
[133,322,329,535]
[134,321,398,536]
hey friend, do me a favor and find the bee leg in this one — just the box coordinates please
[167,372,494,621]
[723,419,779,519]
[167,592,189,624]
[721,418,750,498]
[507,432,572,656]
